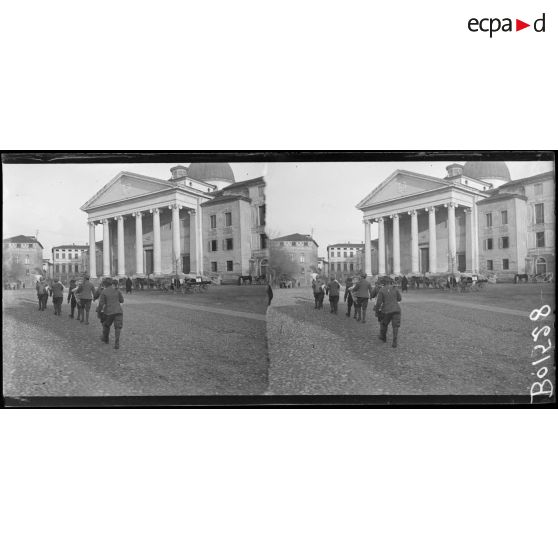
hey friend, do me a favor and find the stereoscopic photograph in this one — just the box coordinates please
[2,152,556,405]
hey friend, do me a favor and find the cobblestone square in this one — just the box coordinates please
[3,285,269,397]
[267,283,555,396]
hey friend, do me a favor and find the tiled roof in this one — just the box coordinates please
[52,244,89,250]
[3,235,44,249]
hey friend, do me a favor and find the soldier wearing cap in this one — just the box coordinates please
[351,272,374,323]
[98,277,125,350]
[75,274,96,325]
[374,276,402,347]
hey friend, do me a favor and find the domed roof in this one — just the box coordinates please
[188,162,235,184]
[462,161,511,183]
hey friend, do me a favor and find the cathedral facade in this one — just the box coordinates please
[357,162,555,279]
[81,164,268,281]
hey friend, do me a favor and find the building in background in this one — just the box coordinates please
[51,244,89,281]
[269,233,319,286]
[202,176,268,283]
[326,243,364,280]
[317,256,329,276]
[80,164,267,282]
[2,235,44,288]
[357,162,555,280]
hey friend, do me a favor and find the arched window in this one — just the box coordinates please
[536,257,547,275]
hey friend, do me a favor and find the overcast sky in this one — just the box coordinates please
[266,160,554,257]
[2,162,266,258]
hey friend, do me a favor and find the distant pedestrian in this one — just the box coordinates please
[326,277,341,314]
[352,273,374,323]
[36,279,48,311]
[375,277,402,348]
[98,278,125,350]
[267,283,273,306]
[76,274,96,324]
[67,279,77,318]
[344,277,355,318]
[50,278,64,316]
[312,276,325,309]
[125,276,133,294]
[401,275,408,293]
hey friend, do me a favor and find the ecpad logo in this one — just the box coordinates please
[468,13,546,37]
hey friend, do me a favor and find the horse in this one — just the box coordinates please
[239,275,253,285]
[514,273,529,283]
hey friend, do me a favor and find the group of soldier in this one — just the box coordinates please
[35,275,125,349]
[311,273,402,347]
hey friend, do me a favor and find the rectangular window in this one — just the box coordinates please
[343,263,347,271]
[26,267,30,275]
[258,205,266,226]
[337,263,342,271]
[226,238,233,250]
[536,231,545,248]
[350,263,354,271]
[500,237,509,249]
[300,255,305,263]
[501,210,508,225]
[211,261,217,272]
[210,215,217,229]
[225,212,232,227]
[260,234,268,249]
[291,241,296,246]
[62,252,66,259]
[16,243,21,248]
[484,238,493,250]
[535,203,544,224]
[211,240,218,252]
[487,260,493,271]
[226,260,233,272]
[485,213,492,227]
[55,264,59,273]
[75,264,79,273]
[503,259,509,270]
[29,243,33,248]
[304,242,308,247]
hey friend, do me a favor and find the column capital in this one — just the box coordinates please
[132,211,144,218]
[426,206,437,213]
[408,209,417,216]
[390,214,399,220]
[444,202,458,209]
[88,220,97,227]
[101,218,110,224]
[150,207,161,215]
[114,215,125,221]
[362,218,371,225]
[377,217,384,223]
[169,203,183,211]
[463,207,472,214]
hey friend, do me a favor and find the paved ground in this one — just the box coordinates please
[3,285,268,397]
[267,283,556,396]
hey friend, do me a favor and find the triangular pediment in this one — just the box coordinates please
[81,172,174,211]
[356,170,450,209]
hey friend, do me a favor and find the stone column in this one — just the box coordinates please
[392,214,400,275]
[170,203,182,273]
[189,210,197,274]
[116,215,125,278]
[88,221,97,278]
[428,207,437,273]
[196,200,203,275]
[464,208,473,272]
[151,208,162,276]
[364,219,372,275]
[102,218,110,277]
[378,217,385,275]
[133,212,144,276]
[447,202,456,273]
[472,199,479,273]
[410,210,419,274]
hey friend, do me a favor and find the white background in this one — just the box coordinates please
[1,1,556,558]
